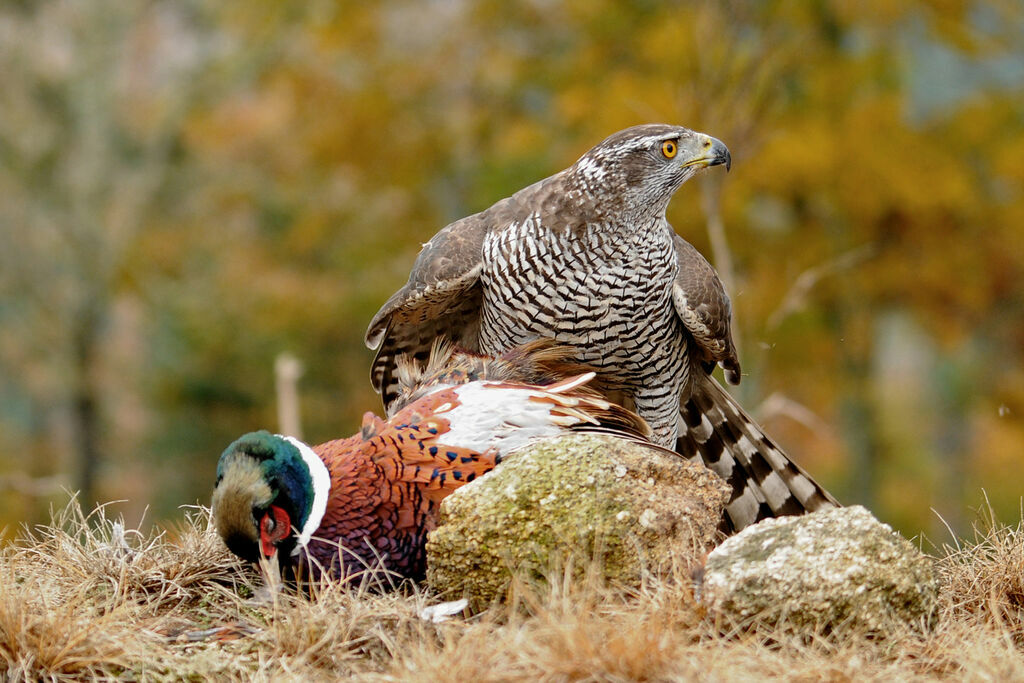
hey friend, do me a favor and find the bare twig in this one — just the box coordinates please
[0,473,65,497]
[701,177,735,298]
[766,244,875,331]
[753,392,833,441]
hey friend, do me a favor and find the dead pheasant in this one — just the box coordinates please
[212,342,648,581]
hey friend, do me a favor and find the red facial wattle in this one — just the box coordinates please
[259,505,291,558]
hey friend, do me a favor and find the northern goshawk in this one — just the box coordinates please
[365,124,837,530]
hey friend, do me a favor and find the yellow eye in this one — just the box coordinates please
[661,140,677,158]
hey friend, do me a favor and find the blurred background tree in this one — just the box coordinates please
[0,0,1020,540]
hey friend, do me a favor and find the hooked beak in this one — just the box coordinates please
[682,135,731,172]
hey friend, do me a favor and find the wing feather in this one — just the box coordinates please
[366,210,492,349]
[365,184,558,410]
[670,232,741,384]
[365,211,493,408]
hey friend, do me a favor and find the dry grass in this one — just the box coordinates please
[0,499,1022,681]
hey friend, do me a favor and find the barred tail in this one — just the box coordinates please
[678,375,839,532]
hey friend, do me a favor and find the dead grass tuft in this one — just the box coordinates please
[0,561,131,680]
[0,497,1022,680]
[935,501,1024,642]
[14,499,249,614]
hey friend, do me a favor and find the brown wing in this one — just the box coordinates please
[365,176,561,412]
[670,233,741,385]
[365,210,493,410]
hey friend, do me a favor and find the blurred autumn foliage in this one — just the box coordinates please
[0,0,1021,539]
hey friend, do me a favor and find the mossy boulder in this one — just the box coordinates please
[425,433,730,604]
[701,505,939,634]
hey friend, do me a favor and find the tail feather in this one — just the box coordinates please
[678,375,839,532]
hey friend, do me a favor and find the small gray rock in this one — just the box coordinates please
[426,433,730,604]
[701,505,939,634]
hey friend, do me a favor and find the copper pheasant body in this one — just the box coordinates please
[366,124,839,531]
[212,345,648,580]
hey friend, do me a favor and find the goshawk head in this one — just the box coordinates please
[568,123,730,219]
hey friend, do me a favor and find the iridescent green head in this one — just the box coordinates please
[212,430,329,564]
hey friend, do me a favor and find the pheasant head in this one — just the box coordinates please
[212,430,330,568]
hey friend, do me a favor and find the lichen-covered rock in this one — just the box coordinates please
[425,433,730,605]
[701,505,939,634]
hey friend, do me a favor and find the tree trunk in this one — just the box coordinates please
[71,303,102,507]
